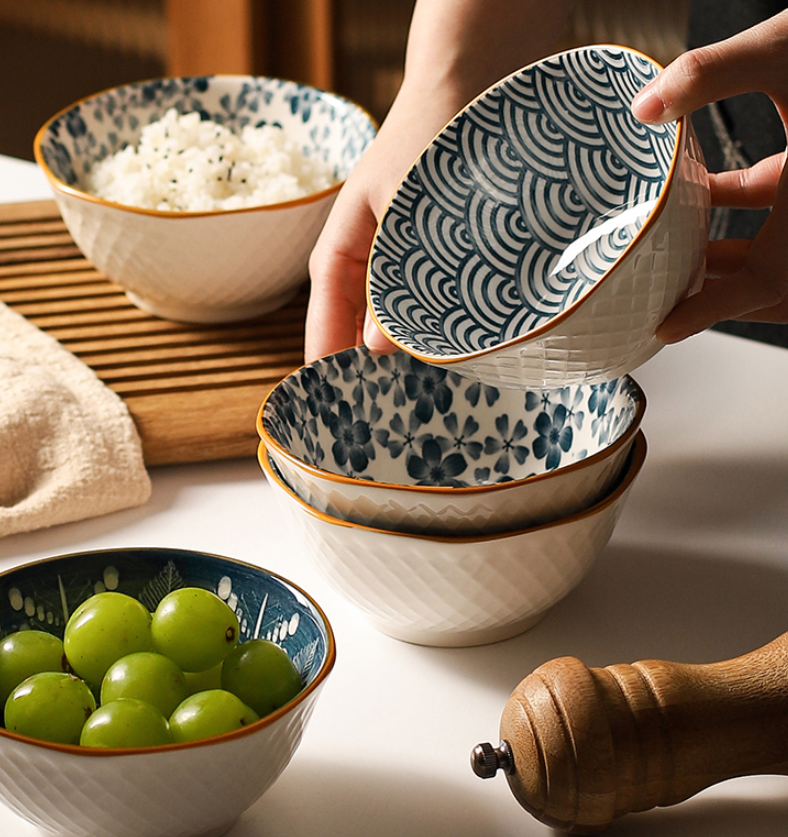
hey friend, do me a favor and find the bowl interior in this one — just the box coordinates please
[0,547,332,698]
[260,346,643,487]
[368,45,679,359]
[36,75,376,196]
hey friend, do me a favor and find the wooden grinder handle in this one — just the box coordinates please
[473,631,788,833]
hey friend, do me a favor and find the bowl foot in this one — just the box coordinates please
[366,609,549,648]
[125,287,302,324]
[195,820,238,837]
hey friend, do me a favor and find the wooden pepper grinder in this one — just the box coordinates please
[471,632,788,833]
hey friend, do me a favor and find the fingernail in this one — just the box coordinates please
[632,85,666,123]
[363,312,391,352]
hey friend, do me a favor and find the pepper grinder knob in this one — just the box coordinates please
[471,741,514,779]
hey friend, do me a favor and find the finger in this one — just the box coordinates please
[304,193,379,363]
[705,238,751,276]
[655,272,772,344]
[658,146,788,342]
[657,227,788,344]
[363,310,399,354]
[631,10,788,123]
[304,251,368,363]
[732,296,788,323]
[709,152,786,209]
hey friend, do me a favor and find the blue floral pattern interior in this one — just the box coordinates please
[38,75,376,193]
[0,548,330,689]
[368,47,677,357]
[264,347,641,486]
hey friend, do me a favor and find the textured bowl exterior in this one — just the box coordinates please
[50,189,332,322]
[367,46,710,387]
[34,75,376,323]
[440,120,709,387]
[0,548,335,837]
[258,346,645,534]
[0,687,323,837]
[260,432,647,647]
[265,437,635,535]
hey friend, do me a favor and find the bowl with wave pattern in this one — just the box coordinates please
[0,547,334,837]
[34,75,376,323]
[259,431,647,646]
[367,45,709,387]
[257,345,645,535]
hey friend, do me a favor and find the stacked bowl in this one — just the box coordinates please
[257,346,647,647]
[258,44,707,646]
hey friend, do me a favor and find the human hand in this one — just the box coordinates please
[631,9,788,344]
[305,87,455,363]
[304,0,575,363]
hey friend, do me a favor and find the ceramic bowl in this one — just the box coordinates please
[259,431,646,647]
[367,45,710,387]
[257,345,645,535]
[34,75,376,323]
[0,547,335,837]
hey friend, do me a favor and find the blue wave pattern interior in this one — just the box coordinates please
[264,347,640,486]
[0,548,330,688]
[38,75,376,192]
[369,47,676,356]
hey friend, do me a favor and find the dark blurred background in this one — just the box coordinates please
[1,0,784,347]
[0,0,417,162]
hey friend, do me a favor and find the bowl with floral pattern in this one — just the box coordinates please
[367,45,710,387]
[259,431,646,647]
[0,547,335,837]
[34,75,376,323]
[256,345,645,535]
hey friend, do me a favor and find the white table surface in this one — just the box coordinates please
[0,154,53,203]
[2,154,788,836]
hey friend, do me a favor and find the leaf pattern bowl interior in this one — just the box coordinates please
[33,75,376,323]
[257,346,645,535]
[0,547,335,837]
[367,45,710,387]
[259,431,647,647]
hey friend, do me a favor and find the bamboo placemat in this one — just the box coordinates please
[0,200,306,466]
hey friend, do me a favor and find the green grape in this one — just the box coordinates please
[80,698,173,748]
[151,588,239,673]
[169,689,258,743]
[64,592,154,691]
[221,639,302,718]
[183,662,223,696]
[0,630,67,706]
[101,652,188,719]
[5,672,95,745]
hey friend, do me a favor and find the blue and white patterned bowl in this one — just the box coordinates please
[0,547,335,837]
[257,345,645,535]
[367,45,709,387]
[34,75,376,323]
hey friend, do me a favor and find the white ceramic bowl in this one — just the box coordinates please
[259,431,647,647]
[367,45,710,387]
[0,547,335,837]
[257,346,645,535]
[34,75,376,323]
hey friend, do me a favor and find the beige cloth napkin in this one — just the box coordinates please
[0,302,151,538]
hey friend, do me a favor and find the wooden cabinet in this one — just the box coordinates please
[0,0,689,160]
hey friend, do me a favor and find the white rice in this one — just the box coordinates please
[84,108,337,211]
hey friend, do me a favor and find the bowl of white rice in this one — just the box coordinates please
[34,75,377,323]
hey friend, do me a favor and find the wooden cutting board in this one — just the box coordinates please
[0,200,306,466]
